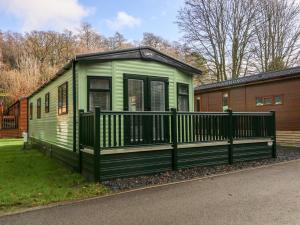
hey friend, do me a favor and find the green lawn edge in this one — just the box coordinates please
[0,139,110,213]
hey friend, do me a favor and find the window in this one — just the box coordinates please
[196,96,201,112]
[150,81,165,111]
[222,92,229,111]
[177,83,189,111]
[256,95,283,106]
[275,95,283,105]
[29,103,33,120]
[88,77,111,111]
[37,98,41,119]
[45,92,50,113]
[58,82,68,115]
[256,97,263,106]
[263,97,273,105]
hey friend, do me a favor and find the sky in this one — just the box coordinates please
[0,0,185,42]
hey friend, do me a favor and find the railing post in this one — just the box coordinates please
[78,109,84,173]
[171,108,178,170]
[227,109,233,164]
[94,107,101,182]
[271,111,277,158]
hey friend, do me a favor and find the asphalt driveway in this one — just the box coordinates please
[1,160,300,225]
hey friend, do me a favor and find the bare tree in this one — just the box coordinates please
[0,31,3,70]
[177,0,257,81]
[251,0,300,72]
[106,32,133,50]
[77,22,107,53]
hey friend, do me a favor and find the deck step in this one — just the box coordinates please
[277,131,300,147]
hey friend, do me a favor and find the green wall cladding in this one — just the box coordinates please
[177,146,229,169]
[28,69,74,150]
[233,142,272,162]
[99,150,172,181]
[77,60,194,112]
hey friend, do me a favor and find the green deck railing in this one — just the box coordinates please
[79,108,275,149]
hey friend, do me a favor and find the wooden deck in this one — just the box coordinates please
[82,138,273,155]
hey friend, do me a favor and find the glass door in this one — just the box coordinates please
[150,80,167,142]
[124,75,168,145]
[127,78,145,143]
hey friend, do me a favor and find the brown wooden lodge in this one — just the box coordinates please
[0,97,27,138]
[194,66,300,146]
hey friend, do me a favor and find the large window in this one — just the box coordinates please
[29,103,33,120]
[177,83,189,111]
[58,82,68,115]
[45,92,50,113]
[88,77,111,111]
[37,98,41,119]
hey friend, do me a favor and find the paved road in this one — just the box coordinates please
[2,161,300,225]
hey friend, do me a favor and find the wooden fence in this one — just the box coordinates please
[79,108,276,181]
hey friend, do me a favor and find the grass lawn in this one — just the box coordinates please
[0,139,110,213]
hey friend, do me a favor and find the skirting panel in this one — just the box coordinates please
[233,142,272,162]
[99,150,172,181]
[29,137,79,171]
[177,145,229,169]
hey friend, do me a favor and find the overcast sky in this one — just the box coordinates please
[0,0,185,41]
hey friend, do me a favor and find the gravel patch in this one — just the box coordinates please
[102,145,300,191]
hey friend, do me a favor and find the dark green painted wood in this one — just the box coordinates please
[30,137,79,171]
[171,108,178,170]
[79,112,94,148]
[233,142,272,162]
[94,107,101,182]
[177,145,228,169]
[81,151,95,181]
[99,150,172,180]
[227,109,233,164]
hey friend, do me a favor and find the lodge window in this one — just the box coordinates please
[275,95,283,105]
[45,92,50,113]
[196,96,201,112]
[256,95,283,106]
[256,97,263,106]
[37,98,41,119]
[88,77,111,111]
[58,82,68,115]
[222,92,229,111]
[177,83,189,111]
[263,97,273,105]
[29,103,33,120]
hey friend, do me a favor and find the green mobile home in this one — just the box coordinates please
[28,47,199,150]
[28,47,276,181]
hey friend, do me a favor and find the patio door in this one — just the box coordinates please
[124,75,169,145]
